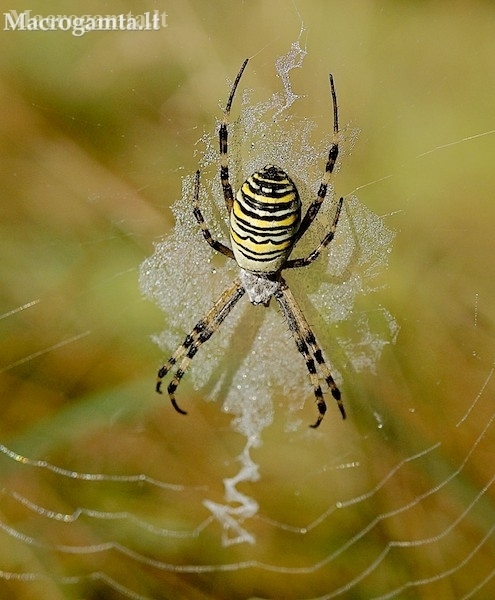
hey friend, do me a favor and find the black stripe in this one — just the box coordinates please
[245,178,296,199]
[232,215,295,239]
[234,245,285,261]
[233,214,297,237]
[233,231,292,248]
[239,192,299,215]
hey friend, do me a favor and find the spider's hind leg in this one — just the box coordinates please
[156,279,246,415]
[156,332,197,415]
[275,278,345,428]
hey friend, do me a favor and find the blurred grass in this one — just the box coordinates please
[1,1,495,598]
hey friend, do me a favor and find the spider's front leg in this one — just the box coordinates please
[294,73,340,244]
[219,58,249,213]
[285,196,344,269]
[192,170,234,259]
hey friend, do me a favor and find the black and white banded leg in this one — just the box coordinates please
[294,73,340,244]
[286,195,344,269]
[275,277,345,428]
[156,280,246,414]
[192,170,234,259]
[219,58,249,214]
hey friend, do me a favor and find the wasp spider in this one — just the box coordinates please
[157,59,346,428]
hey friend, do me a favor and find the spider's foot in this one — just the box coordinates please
[171,396,188,416]
[330,387,346,420]
[168,379,188,415]
[309,398,327,429]
[310,415,323,429]
[325,377,346,420]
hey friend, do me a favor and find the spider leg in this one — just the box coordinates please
[294,74,339,244]
[219,58,249,213]
[285,196,344,269]
[156,279,246,415]
[275,277,345,428]
[192,170,234,259]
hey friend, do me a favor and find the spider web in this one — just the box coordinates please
[2,30,495,600]
[1,372,494,598]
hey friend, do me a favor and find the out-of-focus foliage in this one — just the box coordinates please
[1,1,495,599]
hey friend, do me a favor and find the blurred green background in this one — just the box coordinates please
[1,1,495,599]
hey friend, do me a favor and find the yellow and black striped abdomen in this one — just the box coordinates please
[230,164,301,273]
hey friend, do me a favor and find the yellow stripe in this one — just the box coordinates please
[241,182,297,204]
[230,229,292,254]
[232,201,298,230]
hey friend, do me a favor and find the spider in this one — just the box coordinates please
[156,58,346,428]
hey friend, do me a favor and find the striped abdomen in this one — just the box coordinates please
[230,164,301,273]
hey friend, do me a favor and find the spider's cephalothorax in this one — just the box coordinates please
[156,59,346,428]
